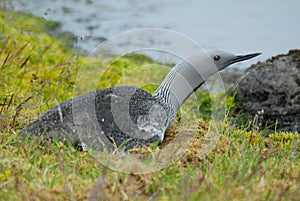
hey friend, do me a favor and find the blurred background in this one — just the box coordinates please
[3,0,300,69]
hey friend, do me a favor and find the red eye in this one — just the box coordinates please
[214,55,221,61]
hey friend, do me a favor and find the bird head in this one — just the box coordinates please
[206,50,261,71]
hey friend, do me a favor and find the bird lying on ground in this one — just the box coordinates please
[19,50,260,151]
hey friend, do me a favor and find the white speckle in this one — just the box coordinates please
[101,118,105,122]
[81,141,88,152]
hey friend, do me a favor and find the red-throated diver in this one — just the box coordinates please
[19,50,260,151]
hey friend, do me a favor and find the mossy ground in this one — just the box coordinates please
[0,9,299,201]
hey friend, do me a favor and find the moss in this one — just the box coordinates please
[268,132,300,149]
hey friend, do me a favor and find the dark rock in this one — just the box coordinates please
[235,49,300,133]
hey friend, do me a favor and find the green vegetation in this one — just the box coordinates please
[1,10,299,201]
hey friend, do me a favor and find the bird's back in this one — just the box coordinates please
[19,86,169,151]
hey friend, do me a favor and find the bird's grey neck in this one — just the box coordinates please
[153,52,217,121]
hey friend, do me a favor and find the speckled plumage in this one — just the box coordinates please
[19,86,170,151]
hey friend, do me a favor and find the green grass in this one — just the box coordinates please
[1,9,300,201]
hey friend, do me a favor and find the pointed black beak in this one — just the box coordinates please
[229,53,261,64]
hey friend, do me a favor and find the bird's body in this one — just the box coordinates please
[19,50,260,151]
[20,86,170,151]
